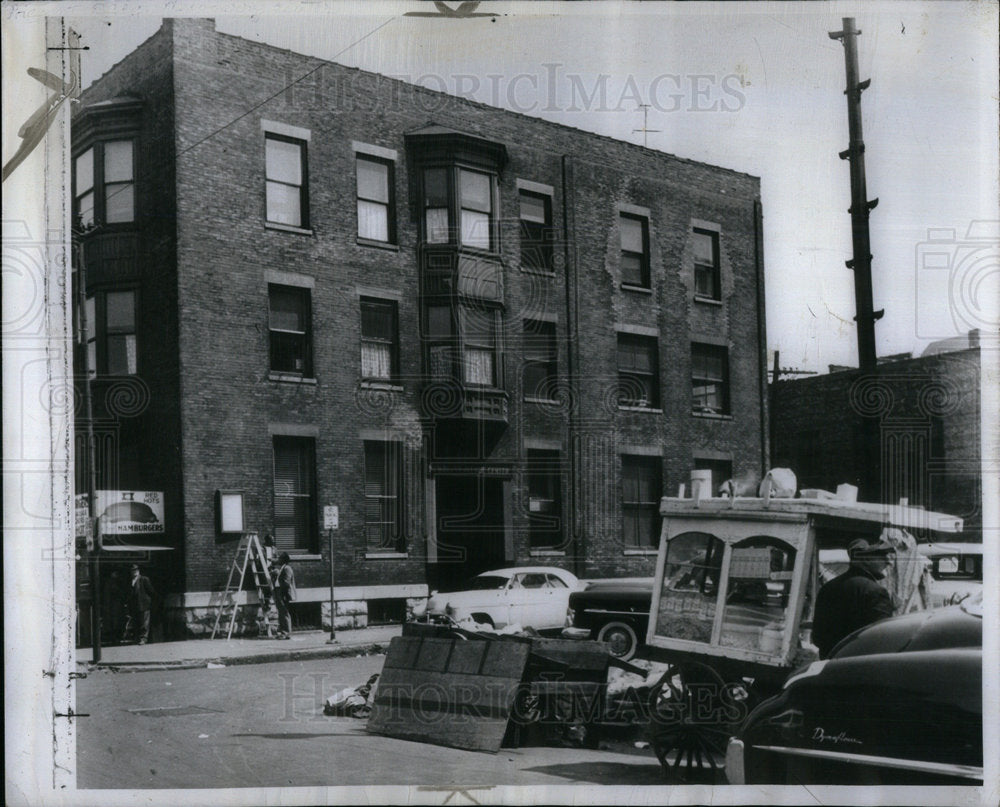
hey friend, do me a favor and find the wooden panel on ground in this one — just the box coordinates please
[526,637,612,681]
[368,635,532,753]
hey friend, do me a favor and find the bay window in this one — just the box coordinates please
[84,289,138,377]
[421,166,497,251]
[73,140,135,227]
[461,307,499,386]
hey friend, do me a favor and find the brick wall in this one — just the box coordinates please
[771,348,982,541]
[74,26,186,597]
[78,18,769,622]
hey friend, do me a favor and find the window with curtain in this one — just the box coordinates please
[105,290,137,375]
[423,167,449,244]
[84,290,137,376]
[272,436,316,552]
[459,168,493,249]
[461,308,497,386]
[421,166,497,250]
[360,298,398,381]
[356,156,394,242]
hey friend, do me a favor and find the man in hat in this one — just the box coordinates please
[273,552,296,640]
[126,564,156,645]
[812,537,895,658]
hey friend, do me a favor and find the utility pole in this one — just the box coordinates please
[75,230,101,663]
[829,17,882,373]
[829,17,883,501]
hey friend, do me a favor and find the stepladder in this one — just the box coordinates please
[210,532,276,640]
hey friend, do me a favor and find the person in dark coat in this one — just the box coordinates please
[812,537,895,658]
[126,564,156,645]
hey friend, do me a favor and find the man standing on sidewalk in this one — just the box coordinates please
[274,552,296,640]
[126,564,156,645]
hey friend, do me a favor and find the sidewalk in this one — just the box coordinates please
[76,625,402,672]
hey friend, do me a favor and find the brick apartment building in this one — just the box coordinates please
[771,332,983,543]
[73,19,769,638]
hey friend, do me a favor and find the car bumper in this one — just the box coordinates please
[725,738,746,784]
[561,627,592,640]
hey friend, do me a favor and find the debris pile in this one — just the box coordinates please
[323,673,379,718]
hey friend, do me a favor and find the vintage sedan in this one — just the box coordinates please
[414,567,583,631]
[562,579,654,661]
[725,592,983,786]
[916,542,983,607]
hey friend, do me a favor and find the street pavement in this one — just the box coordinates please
[76,625,402,671]
[76,654,673,790]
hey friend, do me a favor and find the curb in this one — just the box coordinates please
[80,641,390,673]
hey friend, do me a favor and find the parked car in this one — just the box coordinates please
[725,592,983,785]
[916,542,983,607]
[413,567,583,631]
[561,579,654,661]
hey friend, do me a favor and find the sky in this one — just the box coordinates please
[23,1,1000,372]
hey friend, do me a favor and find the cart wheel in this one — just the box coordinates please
[646,660,733,782]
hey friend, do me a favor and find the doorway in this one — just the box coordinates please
[432,474,506,591]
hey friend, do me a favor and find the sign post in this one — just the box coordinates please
[324,506,339,643]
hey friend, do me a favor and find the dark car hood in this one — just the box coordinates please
[830,601,982,659]
[571,582,653,606]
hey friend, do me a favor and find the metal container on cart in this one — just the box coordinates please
[641,492,964,778]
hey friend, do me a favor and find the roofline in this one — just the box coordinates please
[195,21,761,186]
[480,567,578,576]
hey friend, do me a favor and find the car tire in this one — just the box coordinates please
[597,621,639,661]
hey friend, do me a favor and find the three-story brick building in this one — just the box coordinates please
[73,19,769,637]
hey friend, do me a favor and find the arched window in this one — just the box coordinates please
[654,531,725,644]
[718,535,797,653]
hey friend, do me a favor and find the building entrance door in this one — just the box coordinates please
[432,475,506,591]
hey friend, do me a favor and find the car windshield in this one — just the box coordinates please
[464,575,509,591]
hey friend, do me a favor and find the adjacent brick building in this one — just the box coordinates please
[771,333,982,543]
[73,19,769,638]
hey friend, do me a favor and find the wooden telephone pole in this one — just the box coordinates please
[829,17,882,373]
[829,17,883,500]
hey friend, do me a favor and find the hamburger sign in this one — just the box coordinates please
[96,491,165,534]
